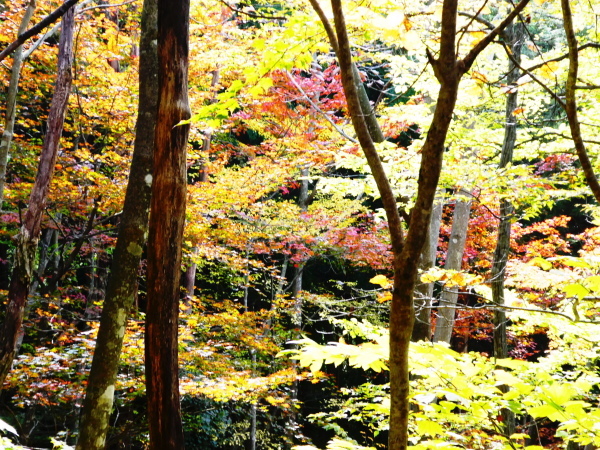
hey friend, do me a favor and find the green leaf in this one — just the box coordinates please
[416,420,444,437]
[563,283,589,299]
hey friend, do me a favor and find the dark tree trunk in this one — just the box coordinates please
[0,6,75,388]
[144,0,190,447]
[75,0,158,447]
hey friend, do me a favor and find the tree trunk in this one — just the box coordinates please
[75,0,157,446]
[491,20,524,438]
[412,197,442,341]
[433,190,472,344]
[561,0,600,203]
[0,0,36,210]
[0,5,75,388]
[144,0,190,447]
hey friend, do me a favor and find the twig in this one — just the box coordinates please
[0,0,79,63]
[286,71,357,143]
[77,0,138,14]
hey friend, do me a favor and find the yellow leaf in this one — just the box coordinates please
[377,292,392,303]
[370,274,391,287]
[539,61,559,79]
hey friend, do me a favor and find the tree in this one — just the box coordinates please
[144,0,190,447]
[75,0,158,447]
[0,4,75,388]
[0,0,36,210]
[319,0,532,446]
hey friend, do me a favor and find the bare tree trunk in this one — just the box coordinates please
[433,190,472,344]
[144,0,190,447]
[0,0,36,210]
[0,6,75,387]
[412,197,442,342]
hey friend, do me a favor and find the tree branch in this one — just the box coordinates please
[561,0,600,203]
[286,71,357,143]
[460,0,531,74]
[0,0,79,64]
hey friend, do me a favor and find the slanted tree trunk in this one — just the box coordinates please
[0,0,36,210]
[0,6,75,388]
[322,0,531,446]
[433,190,472,344]
[144,0,190,447]
[412,197,442,341]
[561,0,600,204]
[75,0,157,447]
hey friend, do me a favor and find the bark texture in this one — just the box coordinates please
[0,0,36,210]
[0,6,75,388]
[75,0,158,447]
[144,0,190,447]
[433,190,472,344]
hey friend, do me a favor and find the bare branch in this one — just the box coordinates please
[460,0,531,74]
[217,0,287,22]
[77,0,138,14]
[0,0,79,64]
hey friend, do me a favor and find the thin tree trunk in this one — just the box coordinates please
[412,197,442,342]
[145,0,190,447]
[433,190,472,344]
[0,6,75,388]
[0,0,36,210]
[306,0,384,143]
[491,20,524,438]
[75,0,157,447]
[182,69,218,301]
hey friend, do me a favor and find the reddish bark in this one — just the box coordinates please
[144,0,190,447]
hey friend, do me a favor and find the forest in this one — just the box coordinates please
[1,0,600,449]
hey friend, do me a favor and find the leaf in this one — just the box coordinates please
[528,403,561,418]
[584,275,600,293]
[562,283,589,299]
[493,369,523,387]
[539,61,559,79]
[528,257,552,271]
[369,275,391,288]
[416,419,444,437]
